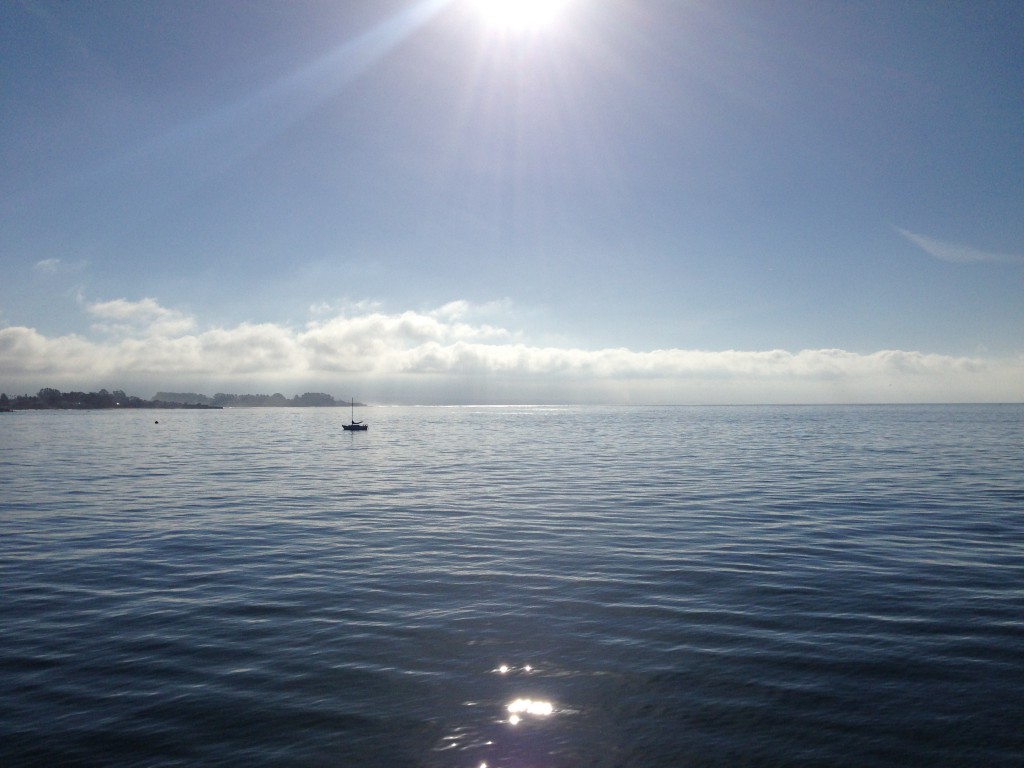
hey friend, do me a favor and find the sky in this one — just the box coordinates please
[2,0,1022,404]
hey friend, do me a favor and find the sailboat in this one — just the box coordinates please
[343,397,368,431]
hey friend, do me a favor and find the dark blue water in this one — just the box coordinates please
[2,405,1022,766]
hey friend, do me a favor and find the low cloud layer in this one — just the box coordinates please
[2,298,1022,403]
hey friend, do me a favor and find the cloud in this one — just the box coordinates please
[87,297,196,337]
[33,258,63,274]
[1,297,1022,403]
[32,258,89,275]
[897,228,1024,265]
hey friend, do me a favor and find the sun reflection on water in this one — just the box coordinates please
[506,697,554,725]
[436,662,558,759]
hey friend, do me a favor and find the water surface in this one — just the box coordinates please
[2,405,1022,766]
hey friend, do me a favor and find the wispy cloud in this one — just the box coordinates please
[1,297,1021,403]
[897,228,1024,265]
[33,257,89,275]
[33,258,63,274]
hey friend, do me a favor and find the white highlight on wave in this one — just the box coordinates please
[507,697,554,725]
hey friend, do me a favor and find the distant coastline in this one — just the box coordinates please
[0,388,365,411]
[154,392,365,408]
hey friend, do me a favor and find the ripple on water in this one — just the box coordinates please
[1,405,1022,766]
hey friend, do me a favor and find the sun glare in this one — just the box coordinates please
[470,0,572,32]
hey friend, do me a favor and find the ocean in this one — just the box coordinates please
[2,404,1022,766]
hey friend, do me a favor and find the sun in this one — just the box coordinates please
[469,0,572,32]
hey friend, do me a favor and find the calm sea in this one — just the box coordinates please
[2,405,1022,767]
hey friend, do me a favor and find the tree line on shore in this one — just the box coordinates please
[155,391,353,407]
[0,388,218,410]
[0,389,358,410]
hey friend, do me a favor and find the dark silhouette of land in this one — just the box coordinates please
[155,392,364,408]
[0,388,220,410]
[0,389,364,411]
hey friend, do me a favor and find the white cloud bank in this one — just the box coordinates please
[2,298,1022,404]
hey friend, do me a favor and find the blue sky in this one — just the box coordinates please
[2,0,1022,403]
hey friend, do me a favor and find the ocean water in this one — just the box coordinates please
[1,404,1022,767]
